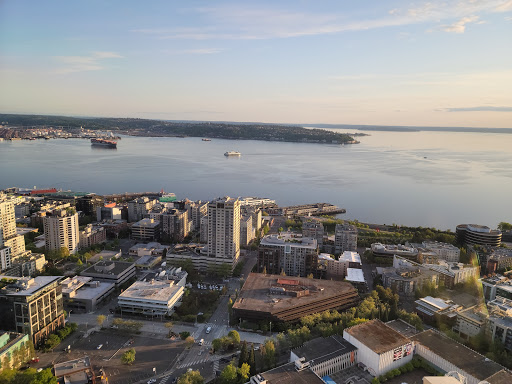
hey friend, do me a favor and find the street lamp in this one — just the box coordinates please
[269,321,272,334]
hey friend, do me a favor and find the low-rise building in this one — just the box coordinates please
[118,280,184,317]
[53,356,95,384]
[0,331,30,371]
[317,253,345,278]
[129,242,168,258]
[79,224,107,249]
[346,268,367,292]
[380,257,439,297]
[232,273,359,323]
[453,305,488,339]
[61,276,115,312]
[96,202,123,221]
[481,275,509,301]
[7,253,47,277]
[421,241,461,263]
[411,329,504,384]
[134,255,162,270]
[131,218,160,241]
[289,335,357,377]
[167,243,235,272]
[425,261,480,289]
[80,261,136,288]
[249,362,324,384]
[343,319,414,376]
[487,248,512,274]
[371,243,419,261]
[302,219,324,247]
[414,296,461,322]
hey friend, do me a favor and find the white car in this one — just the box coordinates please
[147,379,156,384]
[96,344,103,350]
[206,326,212,334]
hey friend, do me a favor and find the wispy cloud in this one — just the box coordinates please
[440,15,480,33]
[54,51,123,74]
[439,106,512,112]
[132,1,512,41]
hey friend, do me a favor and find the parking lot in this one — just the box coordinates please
[43,328,184,384]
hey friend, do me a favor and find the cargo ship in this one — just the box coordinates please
[91,138,117,148]
[224,151,241,156]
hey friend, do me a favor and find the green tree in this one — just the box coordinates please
[220,364,238,384]
[44,334,61,351]
[212,338,223,352]
[239,341,248,367]
[248,345,256,376]
[185,336,195,348]
[498,222,512,231]
[58,247,70,259]
[228,330,240,345]
[238,363,251,383]
[262,340,276,369]
[178,370,204,384]
[121,348,136,365]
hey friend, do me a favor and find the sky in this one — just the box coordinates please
[1,0,512,128]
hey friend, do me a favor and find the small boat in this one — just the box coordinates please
[202,138,211,141]
[224,151,241,156]
[91,138,117,148]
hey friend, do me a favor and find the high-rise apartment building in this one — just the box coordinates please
[302,219,325,246]
[0,194,28,261]
[127,197,157,222]
[207,197,241,264]
[334,223,358,254]
[43,209,80,255]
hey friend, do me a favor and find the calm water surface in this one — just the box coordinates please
[1,130,511,230]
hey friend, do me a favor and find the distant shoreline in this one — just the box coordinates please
[303,123,512,134]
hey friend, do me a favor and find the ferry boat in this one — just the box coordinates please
[202,138,211,141]
[91,138,117,148]
[224,151,241,157]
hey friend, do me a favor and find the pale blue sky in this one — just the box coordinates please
[1,0,511,127]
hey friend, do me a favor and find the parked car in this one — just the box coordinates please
[147,379,156,384]
[96,344,103,350]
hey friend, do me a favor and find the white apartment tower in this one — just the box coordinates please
[207,197,241,263]
[0,194,27,261]
[334,223,358,254]
[43,209,80,254]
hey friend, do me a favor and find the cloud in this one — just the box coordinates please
[133,1,512,41]
[54,51,123,74]
[439,106,512,112]
[440,15,480,33]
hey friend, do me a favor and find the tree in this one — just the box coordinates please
[178,370,204,384]
[228,330,240,345]
[307,273,314,279]
[498,222,512,231]
[121,348,136,365]
[239,341,248,367]
[212,338,223,352]
[262,339,276,369]
[262,266,267,274]
[248,345,256,376]
[58,247,70,259]
[96,315,106,327]
[238,363,251,383]
[44,334,61,351]
[185,336,195,348]
[220,364,238,384]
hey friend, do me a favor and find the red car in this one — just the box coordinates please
[29,357,39,364]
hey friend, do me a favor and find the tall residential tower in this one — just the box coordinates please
[207,197,241,265]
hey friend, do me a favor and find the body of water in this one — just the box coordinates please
[1,130,511,230]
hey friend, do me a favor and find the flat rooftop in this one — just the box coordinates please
[233,273,357,315]
[81,261,134,277]
[485,370,512,384]
[119,280,183,303]
[410,330,503,381]
[54,356,91,377]
[345,319,410,354]
[292,335,357,365]
[255,362,324,384]
[260,234,317,249]
[346,268,365,283]
[385,319,420,338]
[1,276,62,296]
[339,251,361,264]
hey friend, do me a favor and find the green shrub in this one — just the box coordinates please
[179,332,190,340]
[371,378,381,384]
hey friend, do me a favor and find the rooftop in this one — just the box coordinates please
[292,335,357,365]
[252,362,324,384]
[81,260,134,277]
[339,251,362,264]
[260,234,317,249]
[485,369,512,384]
[132,218,160,228]
[0,276,62,296]
[385,319,421,338]
[61,276,115,301]
[119,280,183,303]
[233,273,357,315]
[54,356,92,377]
[410,330,504,381]
[346,268,365,283]
[345,319,410,354]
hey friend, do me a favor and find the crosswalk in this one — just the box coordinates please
[159,372,173,384]
[176,357,211,369]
